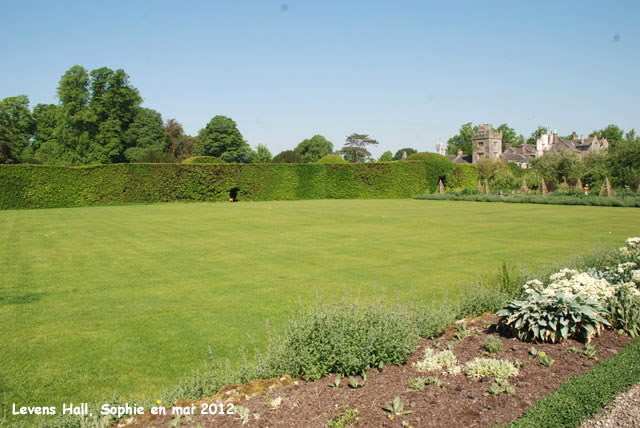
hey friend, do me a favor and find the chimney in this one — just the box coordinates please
[457,148,463,157]
[571,131,578,140]
[581,135,584,144]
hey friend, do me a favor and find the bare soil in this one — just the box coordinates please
[124,315,633,427]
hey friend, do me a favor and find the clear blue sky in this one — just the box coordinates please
[1,0,638,157]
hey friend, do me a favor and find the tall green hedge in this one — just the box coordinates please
[0,161,440,210]
[446,164,478,190]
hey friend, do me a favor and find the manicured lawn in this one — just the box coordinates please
[0,199,637,412]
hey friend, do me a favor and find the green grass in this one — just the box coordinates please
[0,199,638,419]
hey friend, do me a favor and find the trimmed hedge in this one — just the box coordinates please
[405,152,455,191]
[506,337,640,428]
[181,156,222,164]
[446,164,478,190]
[0,162,438,210]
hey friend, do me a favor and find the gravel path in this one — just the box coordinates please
[581,384,640,428]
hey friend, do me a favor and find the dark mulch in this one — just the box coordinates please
[127,315,633,427]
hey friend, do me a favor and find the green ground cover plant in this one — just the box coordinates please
[1,199,638,426]
[506,337,640,428]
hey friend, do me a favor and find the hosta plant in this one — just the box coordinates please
[606,285,640,338]
[496,291,610,343]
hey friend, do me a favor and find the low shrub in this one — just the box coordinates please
[456,281,509,318]
[414,192,640,207]
[409,299,457,339]
[266,299,420,380]
[327,405,359,427]
[484,336,504,355]
[465,358,518,382]
[497,291,609,343]
[413,347,460,374]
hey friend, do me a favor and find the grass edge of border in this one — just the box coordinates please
[503,337,640,428]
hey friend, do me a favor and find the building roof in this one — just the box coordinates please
[501,153,530,163]
[446,153,473,164]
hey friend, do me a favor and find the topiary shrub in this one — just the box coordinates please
[317,154,347,164]
[406,152,454,192]
[182,156,222,164]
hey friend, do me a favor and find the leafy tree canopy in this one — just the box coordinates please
[607,129,640,188]
[193,115,252,163]
[392,147,417,160]
[271,150,302,163]
[0,125,16,164]
[254,144,272,163]
[496,123,525,148]
[378,150,393,162]
[294,134,333,163]
[0,95,34,156]
[527,126,548,144]
[341,133,378,163]
[446,122,476,155]
[123,108,168,162]
[590,124,625,148]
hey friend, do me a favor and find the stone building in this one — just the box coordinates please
[445,124,609,169]
[536,131,609,157]
[472,124,503,163]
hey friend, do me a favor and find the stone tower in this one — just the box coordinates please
[472,124,503,164]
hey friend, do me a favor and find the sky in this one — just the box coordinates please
[1,0,639,158]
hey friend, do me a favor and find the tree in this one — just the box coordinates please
[294,135,333,163]
[0,125,16,164]
[392,148,417,160]
[531,150,585,186]
[166,119,196,161]
[378,150,393,162]
[0,95,34,159]
[254,144,272,163]
[193,115,252,163]
[271,150,302,163]
[54,65,98,164]
[527,126,548,145]
[57,65,90,116]
[446,123,476,155]
[31,104,59,154]
[340,133,378,163]
[607,130,640,188]
[88,68,142,163]
[477,158,508,180]
[495,124,524,149]
[590,124,625,148]
[123,108,168,162]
